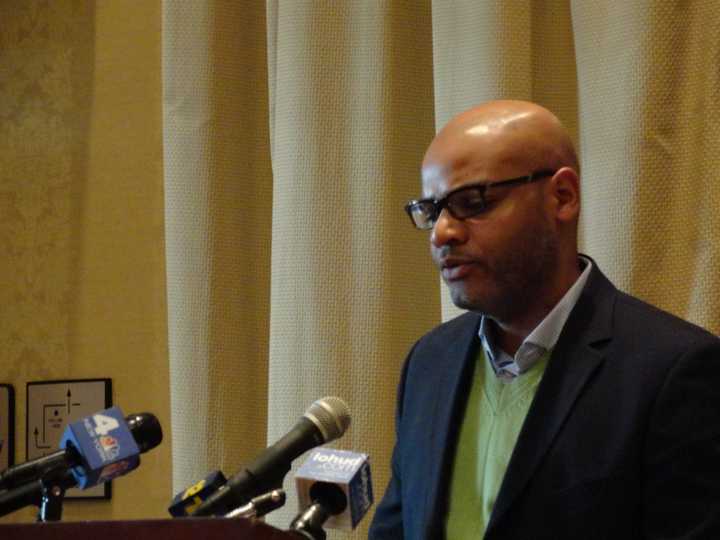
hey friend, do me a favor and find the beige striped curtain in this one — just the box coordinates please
[163,2,720,538]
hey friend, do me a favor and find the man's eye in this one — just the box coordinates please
[463,196,486,207]
[454,191,483,205]
[451,193,488,216]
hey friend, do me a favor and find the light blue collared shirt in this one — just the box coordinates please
[479,256,593,382]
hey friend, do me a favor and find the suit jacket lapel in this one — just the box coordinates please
[486,266,616,536]
[422,312,483,538]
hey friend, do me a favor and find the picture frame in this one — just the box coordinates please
[26,379,112,499]
[0,384,15,472]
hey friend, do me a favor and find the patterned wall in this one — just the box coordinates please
[0,2,171,522]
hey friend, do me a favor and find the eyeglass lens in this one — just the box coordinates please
[409,185,489,229]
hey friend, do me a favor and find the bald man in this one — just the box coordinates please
[369,101,720,539]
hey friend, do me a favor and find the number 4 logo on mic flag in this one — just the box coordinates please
[60,406,140,489]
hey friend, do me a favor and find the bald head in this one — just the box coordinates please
[422,100,578,194]
[420,100,583,330]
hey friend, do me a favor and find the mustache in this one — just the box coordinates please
[433,246,474,260]
[432,247,484,267]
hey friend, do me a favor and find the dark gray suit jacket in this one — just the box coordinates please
[369,265,720,539]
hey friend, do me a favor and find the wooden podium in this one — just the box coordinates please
[0,517,300,540]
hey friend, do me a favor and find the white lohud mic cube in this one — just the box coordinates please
[295,447,373,530]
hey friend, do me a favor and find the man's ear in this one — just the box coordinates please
[549,166,580,223]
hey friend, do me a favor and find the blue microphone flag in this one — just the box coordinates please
[59,406,140,489]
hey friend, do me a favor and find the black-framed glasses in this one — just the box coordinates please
[404,169,557,230]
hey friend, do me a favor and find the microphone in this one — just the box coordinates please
[168,470,227,517]
[225,488,286,519]
[289,482,347,540]
[0,408,162,491]
[191,396,350,517]
[0,408,162,519]
[293,448,373,531]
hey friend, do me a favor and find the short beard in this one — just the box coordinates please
[449,221,560,323]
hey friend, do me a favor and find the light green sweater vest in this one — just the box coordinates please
[445,347,550,539]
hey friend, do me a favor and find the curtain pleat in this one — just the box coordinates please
[163,1,272,492]
[265,2,437,534]
[573,1,720,331]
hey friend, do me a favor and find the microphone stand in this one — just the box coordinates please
[0,470,74,521]
[37,475,68,522]
[224,489,286,519]
[289,502,333,540]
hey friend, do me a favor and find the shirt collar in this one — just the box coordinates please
[479,256,593,381]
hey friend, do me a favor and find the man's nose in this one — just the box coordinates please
[430,208,468,247]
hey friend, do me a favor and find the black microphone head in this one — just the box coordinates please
[126,413,163,453]
[303,397,350,443]
[310,482,347,515]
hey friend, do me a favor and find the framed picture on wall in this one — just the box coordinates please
[26,379,112,499]
[0,384,14,472]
